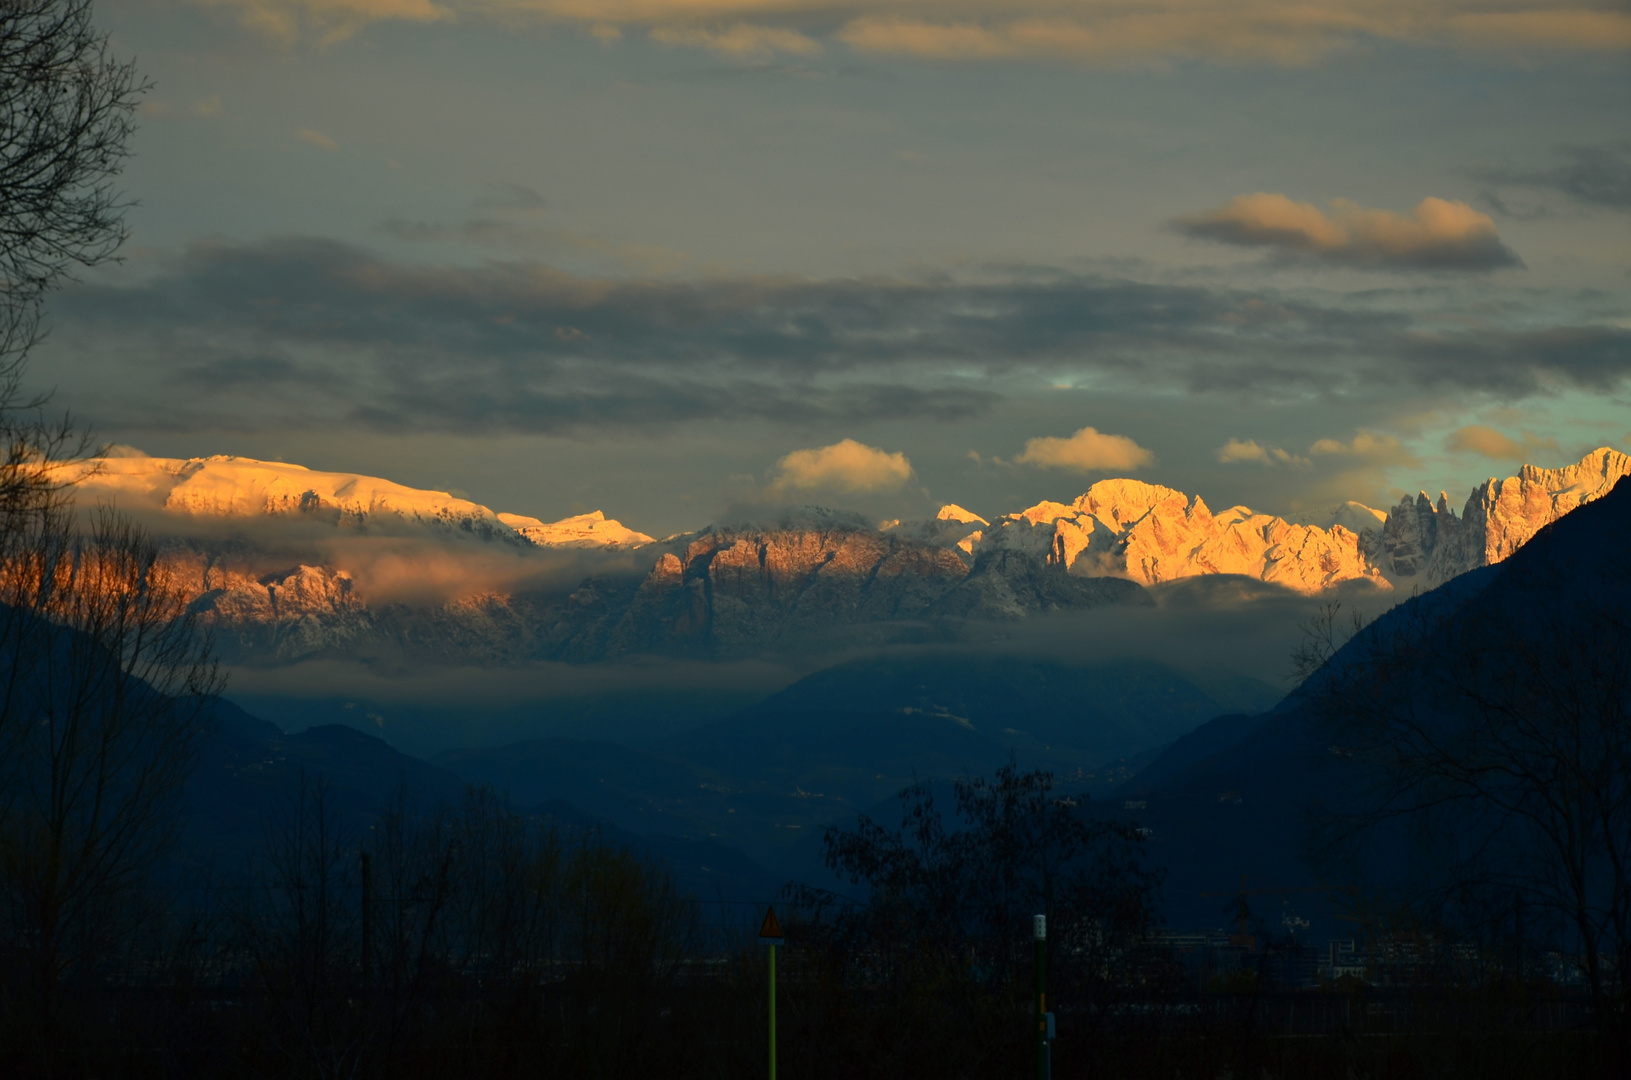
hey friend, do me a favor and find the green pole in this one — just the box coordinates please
[1034,914,1047,1080]
[769,942,778,1080]
[360,852,373,997]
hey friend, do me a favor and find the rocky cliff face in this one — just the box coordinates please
[168,550,379,663]
[879,504,987,561]
[176,553,586,666]
[979,479,1390,593]
[600,526,969,656]
[1382,448,1631,589]
[176,523,1146,665]
[552,523,1144,658]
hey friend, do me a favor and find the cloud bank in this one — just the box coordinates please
[1473,144,1631,211]
[652,22,822,58]
[1446,424,1560,460]
[193,0,1631,63]
[1308,429,1419,467]
[1015,426,1153,472]
[1216,432,1418,483]
[1175,194,1520,270]
[40,237,1631,438]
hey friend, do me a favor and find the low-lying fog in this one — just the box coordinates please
[222,574,1397,757]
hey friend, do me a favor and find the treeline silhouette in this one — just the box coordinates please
[0,748,1612,1079]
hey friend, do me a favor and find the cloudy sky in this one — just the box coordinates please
[30,0,1631,537]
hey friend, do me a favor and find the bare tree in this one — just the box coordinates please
[0,0,143,391]
[806,764,1159,1072]
[1302,529,1631,1067]
[0,0,145,570]
[0,505,221,1026]
[1287,598,1370,686]
[239,771,367,1080]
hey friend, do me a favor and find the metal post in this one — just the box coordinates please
[360,852,373,996]
[1034,914,1048,1080]
[768,942,777,1080]
[759,905,784,1080]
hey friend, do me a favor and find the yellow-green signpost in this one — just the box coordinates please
[760,906,785,1080]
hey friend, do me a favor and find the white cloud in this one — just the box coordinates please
[1446,424,1559,461]
[1175,193,1519,270]
[1309,429,1419,466]
[201,0,450,46]
[295,127,339,150]
[769,439,912,493]
[1015,427,1153,473]
[1215,438,1310,467]
[651,22,821,58]
[1216,438,1270,464]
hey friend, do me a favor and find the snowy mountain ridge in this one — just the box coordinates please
[68,446,1631,610]
[969,478,1388,593]
[882,448,1628,594]
[78,445,1628,666]
[71,450,654,549]
[1381,447,1631,588]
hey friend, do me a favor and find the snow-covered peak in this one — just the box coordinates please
[1384,446,1631,586]
[67,451,648,550]
[983,479,1386,593]
[1290,500,1388,536]
[1512,447,1630,502]
[1009,499,1077,527]
[74,453,506,528]
[1071,478,1190,528]
[935,504,988,526]
[497,510,653,548]
[879,507,987,559]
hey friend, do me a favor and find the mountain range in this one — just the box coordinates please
[175,471,1630,923]
[68,446,1630,667]
[141,463,1631,930]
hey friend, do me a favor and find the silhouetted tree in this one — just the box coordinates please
[1302,523,1631,1070]
[0,505,221,1051]
[0,0,143,382]
[796,764,1158,1076]
[0,0,145,569]
[229,779,701,1080]
[236,771,365,1079]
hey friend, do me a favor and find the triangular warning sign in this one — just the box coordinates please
[759,906,784,941]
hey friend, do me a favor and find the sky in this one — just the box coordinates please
[27,0,1631,539]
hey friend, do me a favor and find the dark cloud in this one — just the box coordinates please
[1393,325,1631,396]
[1476,189,1552,222]
[178,352,344,390]
[473,183,547,211]
[42,237,1631,435]
[378,217,523,246]
[1472,144,1631,211]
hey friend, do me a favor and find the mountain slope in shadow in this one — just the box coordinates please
[1111,475,1631,933]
